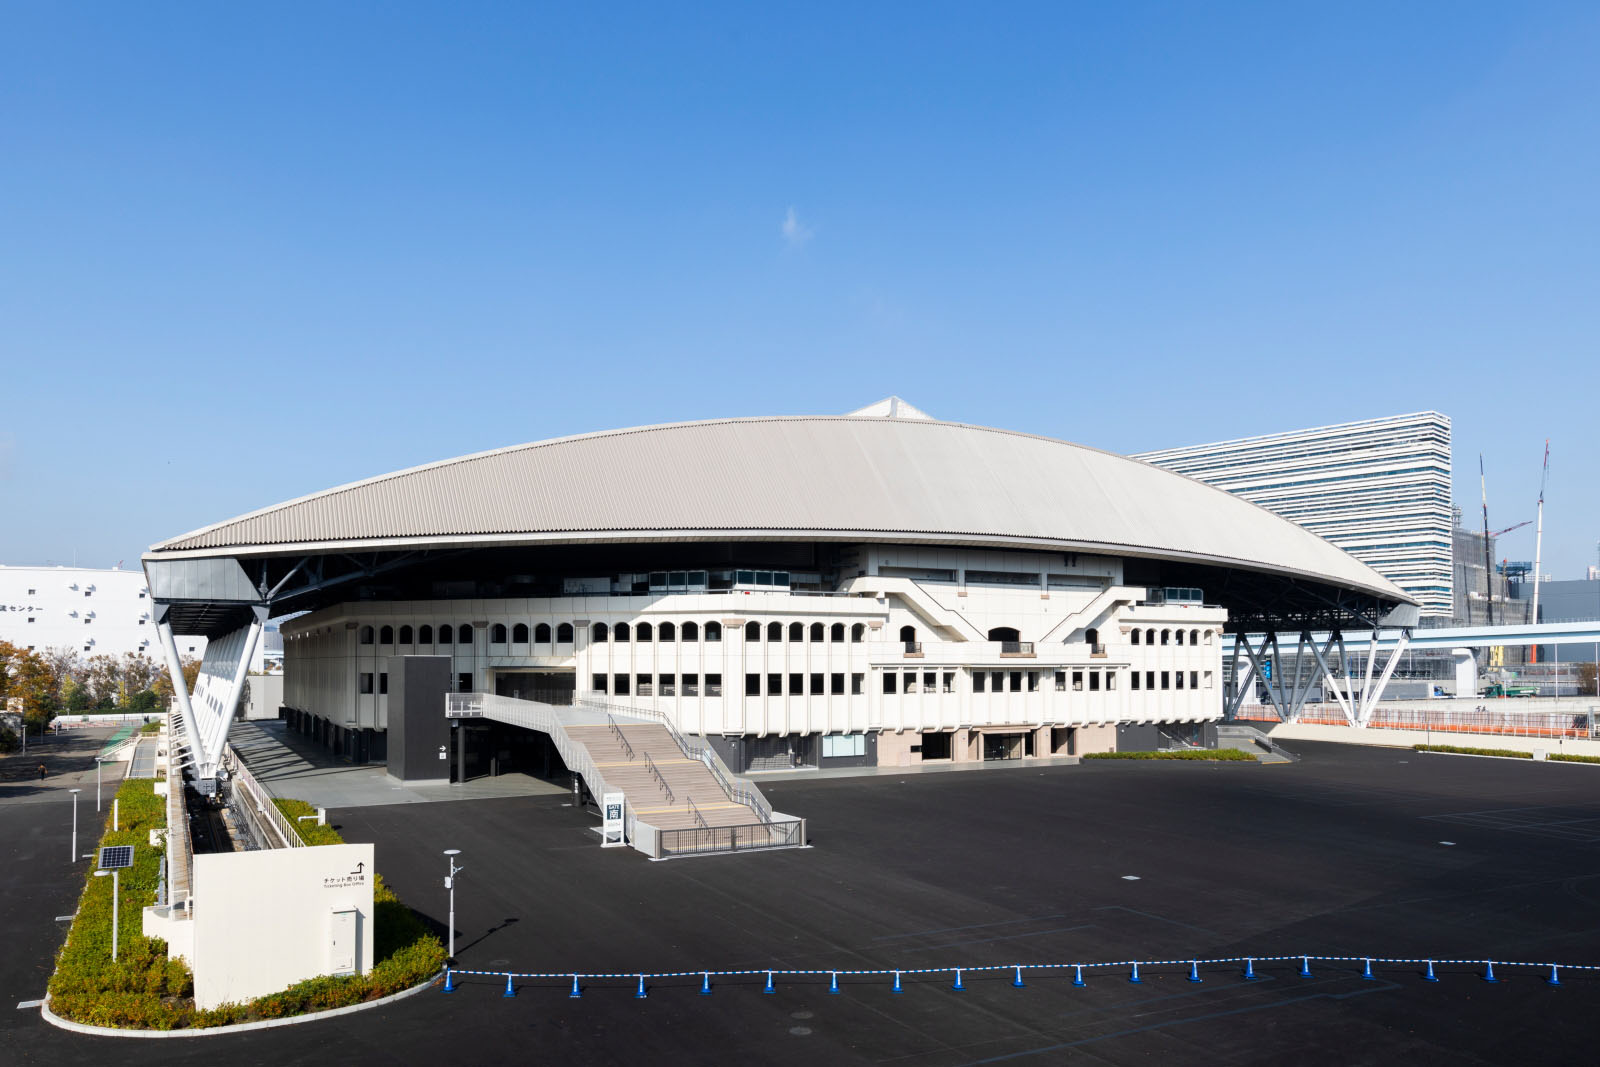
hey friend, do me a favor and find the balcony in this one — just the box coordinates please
[1090,642,1107,658]
[903,641,924,658]
[999,641,1035,657]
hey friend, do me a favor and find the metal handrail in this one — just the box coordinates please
[607,714,635,761]
[224,743,304,848]
[1001,641,1035,654]
[903,641,923,653]
[644,752,675,804]
[687,796,709,830]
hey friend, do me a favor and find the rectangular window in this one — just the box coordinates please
[831,672,845,695]
[768,672,782,695]
[1175,671,1184,690]
[1027,671,1039,692]
[1054,671,1066,692]
[821,733,867,759]
[457,673,473,693]
[1072,670,1084,692]
[883,672,898,695]
[810,672,824,695]
[1190,671,1199,690]
[974,671,986,694]
[942,671,955,694]
[851,672,864,695]
[1204,671,1214,689]
[904,672,918,694]
[923,671,936,693]
[593,673,608,693]
[682,673,700,697]
[636,673,653,697]
[705,673,722,697]
[1161,671,1170,690]
[379,673,388,695]
[660,674,675,697]
[359,673,374,695]
[1146,671,1156,690]
[1131,671,1141,691]
[1089,671,1100,692]
[746,673,761,696]
[990,670,1004,693]
[1107,671,1117,690]
[614,674,630,696]
[789,672,803,696]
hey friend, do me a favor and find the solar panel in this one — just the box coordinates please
[98,845,134,870]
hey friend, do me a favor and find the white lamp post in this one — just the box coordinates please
[94,869,119,961]
[97,757,107,812]
[69,788,81,862]
[444,849,463,962]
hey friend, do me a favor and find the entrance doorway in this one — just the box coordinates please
[494,671,575,705]
[982,732,1026,761]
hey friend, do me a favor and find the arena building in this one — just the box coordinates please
[141,403,1416,805]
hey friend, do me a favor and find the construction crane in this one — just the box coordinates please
[1492,520,1532,538]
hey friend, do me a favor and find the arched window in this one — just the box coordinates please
[705,621,721,641]
[809,622,824,642]
[788,622,804,641]
[458,624,473,644]
[1085,628,1098,646]
[379,625,394,645]
[851,623,865,643]
[556,622,573,643]
[419,624,434,644]
[592,622,609,642]
[636,622,653,642]
[439,624,454,645]
[359,625,374,645]
[1191,629,1200,645]
[1203,630,1213,645]
[660,622,675,642]
[745,621,760,641]
[1146,629,1155,645]
[513,623,530,643]
[614,622,630,642]
[986,626,1018,642]
[900,625,917,643]
[1160,629,1170,645]
[399,625,414,644]
[491,623,508,644]
[1131,629,1141,646]
[682,621,699,641]
[830,622,845,643]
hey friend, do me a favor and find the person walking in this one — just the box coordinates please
[37,762,47,781]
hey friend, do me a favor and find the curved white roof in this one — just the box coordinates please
[149,416,1412,605]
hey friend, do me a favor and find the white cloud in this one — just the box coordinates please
[781,206,813,247]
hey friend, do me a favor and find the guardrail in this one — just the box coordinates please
[607,714,635,761]
[659,818,803,857]
[644,753,675,804]
[1238,703,1597,739]
[224,743,304,848]
[1000,641,1035,655]
[440,950,1597,999]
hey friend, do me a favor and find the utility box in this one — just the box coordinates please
[329,908,360,976]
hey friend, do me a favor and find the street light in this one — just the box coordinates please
[443,849,463,962]
[68,788,81,863]
[94,869,119,961]
[96,757,108,812]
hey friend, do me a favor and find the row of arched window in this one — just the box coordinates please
[592,621,721,643]
[1130,627,1209,646]
[358,622,577,647]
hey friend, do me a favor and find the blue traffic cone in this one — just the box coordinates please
[763,971,776,994]
[1012,966,1026,988]
[1547,964,1561,987]
[569,974,582,998]
[1072,964,1086,987]
[635,975,648,998]
[1299,956,1313,978]
[829,971,841,995]
[1361,958,1375,980]
[892,970,904,994]
[1129,962,1143,984]
[442,968,456,994]
[1423,960,1439,982]
[952,968,965,991]
[699,972,713,996]
[1243,958,1258,981]
[502,974,516,998]
[1482,961,1498,983]
[1188,960,1202,983]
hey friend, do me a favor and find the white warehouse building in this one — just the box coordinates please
[0,564,207,661]
[142,403,1416,803]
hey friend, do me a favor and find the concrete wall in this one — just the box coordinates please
[241,673,283,719]
[190,843,374,1010]
[1268,721,1600,759]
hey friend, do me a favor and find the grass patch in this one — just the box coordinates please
[1414,744,1533,759]
[1547,752,1600,765]
[139,720,163,735]
[1083,748,1257,761]
[49,784,445,1030]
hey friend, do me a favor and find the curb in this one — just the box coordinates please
[39,968,444,1039]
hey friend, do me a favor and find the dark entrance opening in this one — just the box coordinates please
[495,671,575,705]
[454,719,570,783]
[982,732,1026,761]
[919,731,953,760]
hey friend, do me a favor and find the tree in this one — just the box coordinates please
[83,654,122,709]
[0,640,60,731]
[61,675,92,713]
[119,652,162,697]
[151,656,203,707]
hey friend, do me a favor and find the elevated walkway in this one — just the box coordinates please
[446,693,804,859]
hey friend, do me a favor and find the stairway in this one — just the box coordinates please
[565,723,761,831]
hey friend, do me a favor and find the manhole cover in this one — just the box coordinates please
[791,1011,813,1019]
[789,1027,812,1037]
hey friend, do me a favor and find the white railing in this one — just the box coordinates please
[1240,702,1597,739]
[164,740,194,914]
[224,743,304,848]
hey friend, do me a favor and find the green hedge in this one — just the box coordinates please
[1083,748,1257,761]
[272,797,345,846]
[1413,744,1533,759]
[50,783,444,1030]
[1547,752,1600,765]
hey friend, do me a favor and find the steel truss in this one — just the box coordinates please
[1228,627,1412,727]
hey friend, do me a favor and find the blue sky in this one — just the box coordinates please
[2,2,1597,577]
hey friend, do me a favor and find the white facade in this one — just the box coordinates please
[1135,412,1453,617]
[0,564,207,660]
[283,546,1226,754]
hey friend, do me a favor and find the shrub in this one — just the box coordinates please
[272,798,345,846]
[1413,744,1533,759]
[1547,752,1600,765]
[1082,748,1256,761]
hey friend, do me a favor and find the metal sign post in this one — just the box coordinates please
[601,792,626,847]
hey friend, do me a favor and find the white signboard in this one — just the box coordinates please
[601,792,626,848]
